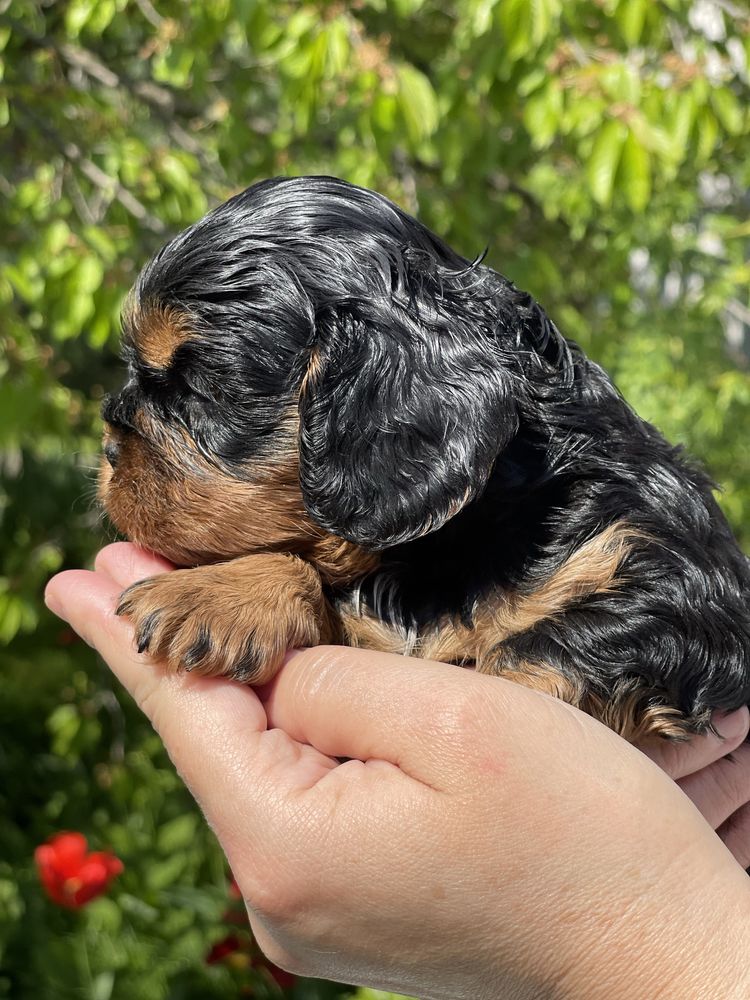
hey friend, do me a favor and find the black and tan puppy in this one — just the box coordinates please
[100,175,750,743]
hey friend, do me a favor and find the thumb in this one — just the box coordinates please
[44,545,338,867]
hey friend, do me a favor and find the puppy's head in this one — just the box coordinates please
[100,176,564,575]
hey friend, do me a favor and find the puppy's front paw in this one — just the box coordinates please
[116,557,325,683]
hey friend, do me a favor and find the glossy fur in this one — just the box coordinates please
[101,175,750,740]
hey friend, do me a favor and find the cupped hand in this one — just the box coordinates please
[45,544,750,1000]
[636,705,750,867]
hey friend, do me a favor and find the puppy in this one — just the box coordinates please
[100,175,750,743]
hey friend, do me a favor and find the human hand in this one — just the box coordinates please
[636,706,750,868]
[45,544,750,1000]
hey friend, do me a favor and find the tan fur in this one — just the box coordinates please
[490,665,695,742]
[101,423,306,566]
[125,302,196,369]
[101,398,380,684]
[585,690,694,742]
[336,523,693,742]
[495,661,585,704]
[479,521,647,648]
[310,534,380,583]
[337,523,643,665]
[298,343,324,398]
[341,610,416,655]
[117,551,337,682]
[100,411,377,583]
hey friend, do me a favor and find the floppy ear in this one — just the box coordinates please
[298,303,519,550]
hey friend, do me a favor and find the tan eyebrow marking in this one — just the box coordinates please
[125,301,196,369]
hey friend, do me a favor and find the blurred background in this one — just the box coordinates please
[0,0,748,997]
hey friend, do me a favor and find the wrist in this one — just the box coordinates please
[556,836,750,999]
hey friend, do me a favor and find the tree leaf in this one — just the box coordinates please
[64,0,99,38]
[396,64,439,142]
[616,0,648,45]
[586,119,627,206]
[696,107,719,164]
[712,88,744,136]
[157,814,199,854]
[324,20,350,77]
[498,0,533,60]
[522,82,563,148]
[618,130,651,212]
[668,90,696,158]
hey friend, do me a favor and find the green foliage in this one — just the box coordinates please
[1,0,748,996]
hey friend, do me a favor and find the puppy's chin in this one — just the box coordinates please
[97,453,199,566]
[96,427,316,568]
[98,433,383,585]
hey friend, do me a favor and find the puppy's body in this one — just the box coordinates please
[349,384,750,739]
[101,176,750,742]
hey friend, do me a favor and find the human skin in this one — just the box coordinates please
[46,544,750,1000]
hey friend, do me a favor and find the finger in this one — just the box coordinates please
[262,644,528,788]
[44,568,338,856]
[717,801,750,870]
[94,541,174,587]
[678,742,750,830]
[636,707,750,779]
[45,568,271,741]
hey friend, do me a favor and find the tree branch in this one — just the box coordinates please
[14,99,166,233]
[1,17,224,181]
[56,41,225,179]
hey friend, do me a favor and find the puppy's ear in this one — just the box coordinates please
[298,303,519,549]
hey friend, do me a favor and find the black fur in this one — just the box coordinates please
[109,175,750,732]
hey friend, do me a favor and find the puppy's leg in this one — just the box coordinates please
[116,553,333,682]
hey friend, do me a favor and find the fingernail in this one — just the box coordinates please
[712,707,750,741]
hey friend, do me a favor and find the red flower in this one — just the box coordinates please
[212,877,297,989]
[206,934,243,965]
[222,874,247,925]
[35,832,123,909]
[263,961,296,989]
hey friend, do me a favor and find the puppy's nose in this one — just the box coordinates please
[104,439,120,469]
